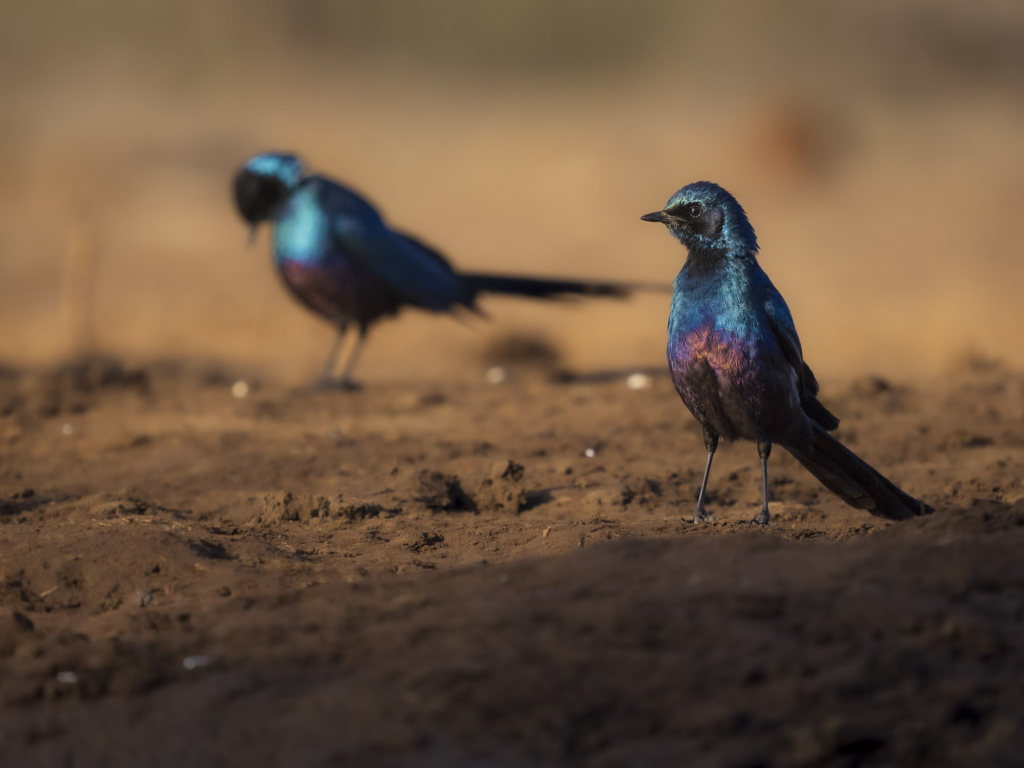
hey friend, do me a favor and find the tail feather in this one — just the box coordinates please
[786,426,932,521]
[801,395,840,432]
[460,273,669,300]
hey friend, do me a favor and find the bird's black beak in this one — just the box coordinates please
[641,211,668,223]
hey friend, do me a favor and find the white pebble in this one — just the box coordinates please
[626,372,652,390]
[231,380,250,399]
[61,423,74,436]
[183,655,211,670]
[584,447,597,458]
[56,671,78,684]
[484,366,507,385]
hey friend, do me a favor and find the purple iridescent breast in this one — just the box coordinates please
[672,324,753,375]
[277,259,400,325]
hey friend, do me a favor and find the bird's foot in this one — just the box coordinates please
[692,506,718,524]
[315,377,363,392]
[748,507,770,526]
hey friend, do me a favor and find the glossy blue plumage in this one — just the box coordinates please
[668,257,802,443]
[646,181,928,523]
[272,176,472,323]
[661,182,807,444]
[665,181,758,255]
[244,153,303,189]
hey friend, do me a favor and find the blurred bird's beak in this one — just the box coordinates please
[641,211,668,223]
[247,226,258,246]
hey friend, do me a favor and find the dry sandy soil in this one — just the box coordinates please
[1,359,1023,767]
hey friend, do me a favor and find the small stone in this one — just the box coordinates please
[626,372,652,390]
[484,366,507,385]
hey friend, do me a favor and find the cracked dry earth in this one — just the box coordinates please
[1,362,1024,767]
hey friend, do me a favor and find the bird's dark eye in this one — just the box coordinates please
[687,204,702,218]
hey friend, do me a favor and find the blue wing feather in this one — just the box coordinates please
[317,179,473,312]
[763,282,804,373]
[762,278,838,429]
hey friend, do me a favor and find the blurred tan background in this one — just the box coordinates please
[1,0,1022,384]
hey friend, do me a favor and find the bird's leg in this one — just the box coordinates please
[316,323,349,389]
[693,428,719,524]
[752,438,772,525]
[334,324,369,391]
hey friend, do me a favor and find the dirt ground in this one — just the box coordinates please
[1,358,1023,767]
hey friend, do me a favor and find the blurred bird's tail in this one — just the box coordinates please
[460,273,669,300]
[785,426,932,521]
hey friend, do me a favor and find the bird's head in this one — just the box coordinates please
[641,181,757,256]
[233,153,304,229]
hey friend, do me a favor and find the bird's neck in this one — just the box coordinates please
[683,244,756,277]
[273,188,331,265]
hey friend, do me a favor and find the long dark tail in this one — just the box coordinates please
[460,273,670,300]
[785,426,932,521]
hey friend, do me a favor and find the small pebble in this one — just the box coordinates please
[56,671,78,685]
[183,655,212,670]
[626,372,652,390]
[61,423,74,437]
[584,447,597,458]
[231,380,250,399]
[484,366,507,385]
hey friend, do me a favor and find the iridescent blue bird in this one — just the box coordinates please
[642,182,931,524]
[234,152,660,388]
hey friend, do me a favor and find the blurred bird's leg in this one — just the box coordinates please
[693,428,719,523]
[752,439,772,525]
[334,324,369,391]
[317,323,348,388]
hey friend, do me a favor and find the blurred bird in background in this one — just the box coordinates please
[234,152,665,388]
[642,181,932,524]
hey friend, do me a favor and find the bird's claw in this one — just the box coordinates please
[692,507,718,524]
[749,508,770,526]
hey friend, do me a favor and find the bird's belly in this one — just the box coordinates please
[669,324,792,441]
[277,257,400,326]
